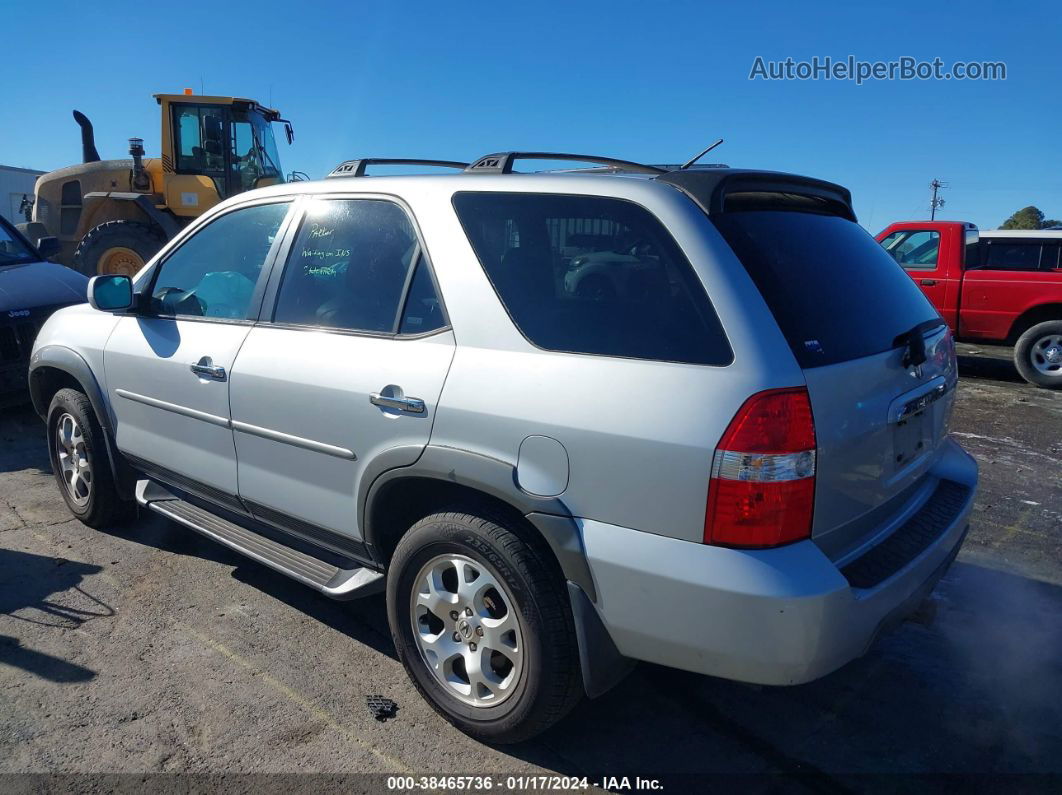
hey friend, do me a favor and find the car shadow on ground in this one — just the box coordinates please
[95,511,398,660]
[957,352,1026,384]
[0,547,105,683]
[505,561,1062,780]
[0,405,51,475]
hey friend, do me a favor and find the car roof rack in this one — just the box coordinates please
[465,152,666,176]
[327,159,470,178]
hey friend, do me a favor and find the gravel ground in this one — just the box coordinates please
[1,345,1060,788]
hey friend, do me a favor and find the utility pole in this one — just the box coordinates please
[929,179,947,220]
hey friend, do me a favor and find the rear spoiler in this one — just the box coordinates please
[658,170,857,222]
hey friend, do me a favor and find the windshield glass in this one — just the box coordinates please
[230,110,284,192]
[0,220,36,266]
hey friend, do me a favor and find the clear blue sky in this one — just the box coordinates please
[3,0,1059,232]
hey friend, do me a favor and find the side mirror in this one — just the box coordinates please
[36,236,61,260]
[88,274,133,312]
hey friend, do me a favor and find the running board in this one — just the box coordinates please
[136,480,384,600]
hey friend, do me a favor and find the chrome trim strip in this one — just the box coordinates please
[231,420,357,461]
[888,376,949,424]
[114,389,230,428]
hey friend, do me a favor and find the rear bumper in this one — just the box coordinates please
[580,438,977,685]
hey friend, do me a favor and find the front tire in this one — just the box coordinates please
[1014,320,1062,389]
[47,388,134,527]
[386,511,582,743]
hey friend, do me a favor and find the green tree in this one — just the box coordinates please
[1000,206,1062,229]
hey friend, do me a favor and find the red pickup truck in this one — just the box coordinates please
[877,221,1062,388]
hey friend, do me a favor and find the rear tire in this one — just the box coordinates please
[386,510,582,743]
[47,388,135,528]
[73,220,166,277]
[1014,320,1062,389]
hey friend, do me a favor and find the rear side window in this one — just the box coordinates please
[984,241,1042,271]
[453,192,731,366]
[711,212,940,368]
[1041,243,1060,269]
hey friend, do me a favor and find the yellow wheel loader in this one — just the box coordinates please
[20,92,294,276]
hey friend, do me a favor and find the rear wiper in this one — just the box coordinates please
[893,319,945,368]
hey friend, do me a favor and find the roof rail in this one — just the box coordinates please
[327,159,470,178]
[465,152,666,176]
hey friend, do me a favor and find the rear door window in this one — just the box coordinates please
[273,198,445,335]
[453,192,732,366]
[711,211,940,368]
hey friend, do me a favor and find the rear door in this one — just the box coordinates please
[104,199,293,502]
[228,196,454,547]
[712,210,955,547]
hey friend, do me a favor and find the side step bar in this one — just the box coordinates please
[136,480,384,600]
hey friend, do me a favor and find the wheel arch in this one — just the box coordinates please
[363,446,631,698]
[29,347,136,499]
[361,444,573,571]
[1007,303,1062,344]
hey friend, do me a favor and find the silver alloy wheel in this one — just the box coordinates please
[55,412,92,506]
[409,553,524,708]
[1031,333,1062,377]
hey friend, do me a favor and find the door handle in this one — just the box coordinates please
[370,392,426,414]
[190,356,227,381]
[920,279,938,286]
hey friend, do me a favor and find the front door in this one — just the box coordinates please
[880,228,949,312]
[104,199,293,503]
[229,197,454,543]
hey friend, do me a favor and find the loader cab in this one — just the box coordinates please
[157,94,288,218]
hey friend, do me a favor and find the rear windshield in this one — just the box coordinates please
[711,211,940,368]
[453,192,732,366]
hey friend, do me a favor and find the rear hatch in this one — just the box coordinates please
[709,207,956,556]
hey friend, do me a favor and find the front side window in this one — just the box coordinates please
[274,199,439,334]
[984,241,1043,271]
[453,192,731,365]
[880,229,940,269]
[150,202,290,319]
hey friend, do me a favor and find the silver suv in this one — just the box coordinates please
[29,153,977,742]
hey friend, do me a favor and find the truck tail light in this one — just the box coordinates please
[704,387,816,548]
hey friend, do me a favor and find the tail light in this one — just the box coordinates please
[704,387,816,548]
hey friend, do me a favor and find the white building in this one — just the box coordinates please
[0,165,45,225]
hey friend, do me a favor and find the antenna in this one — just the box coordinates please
[680,139,725,170]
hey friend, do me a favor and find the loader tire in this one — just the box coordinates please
[73,220,167,277]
